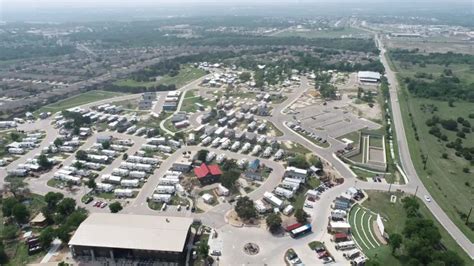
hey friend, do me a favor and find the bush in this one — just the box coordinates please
[109,202,123,213]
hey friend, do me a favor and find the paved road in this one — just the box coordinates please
[3,60,473,262]
[377,35,474,259]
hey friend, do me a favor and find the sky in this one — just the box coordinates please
[0,0,472,22]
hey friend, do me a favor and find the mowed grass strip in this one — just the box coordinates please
[35,90,124,114]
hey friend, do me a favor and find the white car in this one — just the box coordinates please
[424,195,431,202]
[304,203,314,208]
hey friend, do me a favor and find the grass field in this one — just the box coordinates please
[275,27,372,39]
[34,90,124,114]
[114,66,206,89]
[361,191,471,264]
[392,59,474,241]
[180,90,217,113]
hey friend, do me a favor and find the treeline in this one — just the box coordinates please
[130,60,180,82]
[0,44,74,61]
[103,83,176,93]
[390,49,474,66]
[404,75,474,102]
[425,114,474,163]
[187,36,379,53]
[387,197,465,266]
[296,53,384,73]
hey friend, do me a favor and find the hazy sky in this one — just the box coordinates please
[1,0,471,23]
[3,0,471,7]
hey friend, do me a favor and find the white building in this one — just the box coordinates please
[284,166,308,182]
[263,192,283,209]
[358,71,381,83]
[114,189,134,198]
[216,184,229,196]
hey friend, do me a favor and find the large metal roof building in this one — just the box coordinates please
[69,213,193,261]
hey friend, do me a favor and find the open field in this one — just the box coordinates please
[275,27,372,39]
[361,191,471,264]
[114,66,206,89]
[392,58,474,241]
[34,90,124,114]
[386,37,474,55]
[180,90,217,113]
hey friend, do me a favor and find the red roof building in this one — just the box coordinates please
[194,163,222,182]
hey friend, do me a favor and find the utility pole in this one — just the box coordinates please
[466,207,472,225]
[388,183,392,193]
[414,186,419,197]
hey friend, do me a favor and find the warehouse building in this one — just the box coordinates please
[69,213,193,262]
[357,71,381,83]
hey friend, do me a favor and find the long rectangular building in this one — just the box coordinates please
[69,213,193,261]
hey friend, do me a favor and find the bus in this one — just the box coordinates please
[290,224,312,238]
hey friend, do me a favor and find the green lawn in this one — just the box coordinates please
[392,58,474,241]
[114,66,206,89]
[361,191,471,264]
[369,136,384,148]
[274,27,372,39]
[337,131,361,147]
[289,177,320,209]
[180,90,217,113]
[34,90,124,114]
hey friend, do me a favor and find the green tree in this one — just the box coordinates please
[2,197,19,217]
[265,213,282,233]
[101,141,110,149]
[86,178,97,191]
[389,233,402,254]
[75,150,88,161]
[239,72,251,82]
[37,154,53,169]
[64,209,88,228]
[198,241,209,257]
[1,224,19,240]
[234,196,257,220]
[39,226,55,249]
[55,225,71,243]
[109,202,123,213]
[288,154,309,169]
[12,203,29,224]
[10,132,20,142]
[44,192,64,210]
[401,197,420,217]
[294,208,309,224]
[197,150,209,162]
[220,170,240,190]
[53,138,64,147]
[0,244,7,264]
[56,198,76,216]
